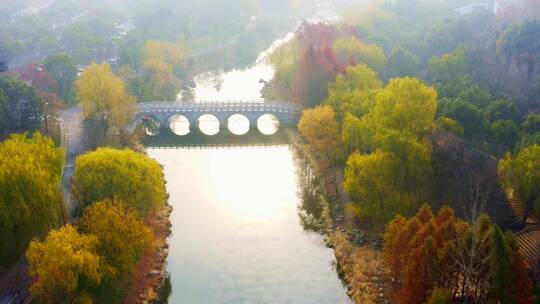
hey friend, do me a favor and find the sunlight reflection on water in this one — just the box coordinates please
[147,147,350,304]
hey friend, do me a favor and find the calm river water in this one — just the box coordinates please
[145,18,350,303]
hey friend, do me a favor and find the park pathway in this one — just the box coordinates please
[59,106,88,219]
[0,106,87,302]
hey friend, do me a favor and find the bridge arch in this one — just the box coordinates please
[226,113,251,135]
[140,115,161,136]
[198,114,221,136]
[257,113,280,135]
[169,114,191,136]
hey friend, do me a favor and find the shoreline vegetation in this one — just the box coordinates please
[122,142,173,304]
[286,129,393,303]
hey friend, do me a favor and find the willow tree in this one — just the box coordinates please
[79,200,154,277]
[324,64,382,121]
[344,150,405,224]
[76,63,136,146]
[372,77,438,139]
[72,148,165,217]
[341,77,437,224]
[0,132,65,267]
[27,225,112,303]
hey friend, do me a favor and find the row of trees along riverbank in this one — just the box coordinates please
[277,1,540,302]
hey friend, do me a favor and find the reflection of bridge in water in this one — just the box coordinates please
[142,128,290,149]
[136,101,303,131]
[146,143,288,150]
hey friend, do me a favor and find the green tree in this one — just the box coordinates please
[0,77,43,136]
[490,120,520,153]
[498,21,540,75]
[458,85,492,109]
[73,148,165,217]
[44,54,77,103]
[332,36,386,71]
[78,200,153,277]
[436,116,464,136]
[27,225,112,303]
[515,133,540,152]
[387,47,420,77]
[486,99,520,123]
[522,113,540,134]
[0,132,65,267]
[488,226,512,303]
[440,99,488,140]
[427,48,465,83]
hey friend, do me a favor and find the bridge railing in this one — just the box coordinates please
[137,101,304,113]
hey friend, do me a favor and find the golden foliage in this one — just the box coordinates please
[73,148,165,217]
[325,64,382,120]
[76,63,136,144]
[298,106,343,167]
[143,40,189,100]
[79,200,154,277]
[0,132,65,265]
[27,225,113,303]
[373,77,438,139]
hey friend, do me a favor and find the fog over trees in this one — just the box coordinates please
[0,0,539,303]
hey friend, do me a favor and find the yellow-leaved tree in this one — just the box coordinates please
[372,77,438,139]
[76,63,136,147]
[298,105,343,167]
[341,77,437,226]
[73,148,165,217]
[143,40,189,100]
[26,225,113,303]
[79,200,154,277]
[325,64,383,121]
[0,132,65,268]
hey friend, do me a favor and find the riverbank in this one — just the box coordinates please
[285,129,393,304]
[122,202,173,304]
[116,139,172,304]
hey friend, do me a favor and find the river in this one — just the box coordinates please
[145,16,350,304]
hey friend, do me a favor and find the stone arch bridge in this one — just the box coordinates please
[136,101,304,131]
